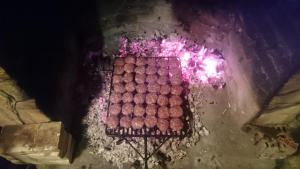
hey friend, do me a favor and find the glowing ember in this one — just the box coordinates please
[177,48,224,87]
[118,35,225,88]
[160,40,185,57]
[203,57,219,76]
[181,52,191,67]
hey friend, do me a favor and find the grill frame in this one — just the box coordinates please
[105,57,192,138]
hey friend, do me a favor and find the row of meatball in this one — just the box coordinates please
[113,73,182,86]
[113,57,181,81]
[113,82,183,95]
[110,92,183,106]
[114,64,182,77]
[114,57,180,68]
[109,103,183,118]
[106,115,184,132]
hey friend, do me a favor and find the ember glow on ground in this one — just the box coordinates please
[118,36,225,88]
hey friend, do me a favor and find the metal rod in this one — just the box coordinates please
[148,136,171,158]
[124,138,144,159]
[144,137,148,169]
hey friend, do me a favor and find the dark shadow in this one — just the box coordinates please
[274,159,285,169]
[238,0,300,106]
[0,0,105,161]
[239,1,300,125]
[170,0,236,32]
[0,157,36,169]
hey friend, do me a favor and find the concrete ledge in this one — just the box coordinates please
[0,122,74,165]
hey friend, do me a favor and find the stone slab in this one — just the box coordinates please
[0,67,10,82]
[0,94,23,126]
[0,122,73,164]
[16,99,50,124]
[253,71,300,127]
[0,80,28,101]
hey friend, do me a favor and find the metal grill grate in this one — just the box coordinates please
[105,57,192,138]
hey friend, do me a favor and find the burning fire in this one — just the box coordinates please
[119,35,225,88]
[178,47,224,87]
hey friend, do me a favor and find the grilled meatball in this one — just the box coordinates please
[169,68,181,77]
[124,63,135,73]
[146,74,158,84]
[147,83,160,93]
[160,84,171,95]
[113,75,123,84]
[169,95,183,107]
[145,116,157,128]
[169,58,180,68]
[110,92,122,104]
[131,117,144,129]
[170,106,183,118]
[120,116,131,128]
[135,66,145,74]
[136,84,146,93]
[146,93,158,104]
[171,85,183,95]
[125,56,135,64]
[147,58,156,66]
[134,93,145,104]
[122,92,133,103]
[158,106,169,118]
[122,103,133,115]
[114,83,125,93]
[136,57,146,66]
[123,73,133,83]
[146,104,157,116]
[125,82,136,92]
[158,58,168,67]
[170,76,182,85]
[146,66,157,75]
[157,75,168,85]
[134,104,145,117]
[109,104,121,115]
[106,116,119,129]
[114,66,124,75]
[170,118,183,131]
[114,58,125,66]
[157,95,169,106]
[157,119,169,132]
[135,74,145,84]
[158,68,168,76]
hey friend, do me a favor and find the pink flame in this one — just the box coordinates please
[203,57,219,77]
[180,52,191,67]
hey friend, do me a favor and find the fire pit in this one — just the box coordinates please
[105,56,192,168]
[83,34,226,168]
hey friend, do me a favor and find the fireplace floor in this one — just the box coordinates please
[36,85,275,169]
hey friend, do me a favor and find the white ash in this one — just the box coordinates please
[83,71,211,168]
